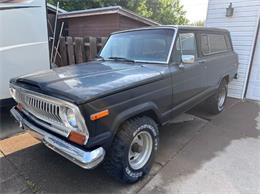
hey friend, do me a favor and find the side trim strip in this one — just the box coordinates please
[0,41,47,52]
[0,5,40,11]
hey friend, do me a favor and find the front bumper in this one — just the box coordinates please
[10,107,105,169]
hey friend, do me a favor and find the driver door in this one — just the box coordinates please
[169,31,206,107]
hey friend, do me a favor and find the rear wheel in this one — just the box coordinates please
[206,79,228,114]
[103,116,159,183]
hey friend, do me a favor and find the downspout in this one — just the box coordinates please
[243,17,260,99]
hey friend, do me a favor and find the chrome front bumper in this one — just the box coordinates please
[10,107,105,169]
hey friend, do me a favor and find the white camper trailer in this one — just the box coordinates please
[0,0,50,107]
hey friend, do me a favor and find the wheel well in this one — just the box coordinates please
[135,110,161,125]
[116,109,161,132]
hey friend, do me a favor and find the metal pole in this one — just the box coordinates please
[50,1,59,63]
[53,22,64,64]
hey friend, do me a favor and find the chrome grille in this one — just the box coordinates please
[10,85,89,140]
[16,90,64,127]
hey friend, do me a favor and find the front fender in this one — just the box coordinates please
[111,102,162,136]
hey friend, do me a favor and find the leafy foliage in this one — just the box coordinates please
[47,0,188,25]
[191,20,205,27]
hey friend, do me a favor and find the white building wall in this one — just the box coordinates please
[206,0,260,99]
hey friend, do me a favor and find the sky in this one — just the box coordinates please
[180,0,208,23]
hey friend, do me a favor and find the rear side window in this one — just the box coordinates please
[209,34,228,53]
[200,33,229,55]
[201,34,210,55]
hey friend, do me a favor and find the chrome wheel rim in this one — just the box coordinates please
[128,131,153,170]
[218,86,226,110]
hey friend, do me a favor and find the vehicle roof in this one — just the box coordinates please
[112,25,229,34]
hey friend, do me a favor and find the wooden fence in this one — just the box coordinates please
[56,36,107,67]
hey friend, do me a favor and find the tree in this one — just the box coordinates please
[191,20,205,27]
[47,0,189,25]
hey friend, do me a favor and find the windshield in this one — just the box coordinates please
[99,29,175,63]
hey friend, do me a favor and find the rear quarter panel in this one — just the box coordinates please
[206,51,238,87]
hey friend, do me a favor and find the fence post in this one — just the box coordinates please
[58,36,107,65]
[67,36,75,65]
[101,37,107,47]
[89,36,97,60]
[59,37,67,66]
[74,37,84,64]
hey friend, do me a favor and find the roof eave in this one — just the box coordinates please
[58,6,160,26]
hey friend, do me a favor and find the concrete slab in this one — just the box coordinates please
[168,113,195,124]
[0,157,17,183]
[140,101,260,193]
[0,157,29,193]
[0,175,29,194]
[5,143,162,193]
[0,107,24,140]
[211,100,260,132]
[1,99,259,193]
[155,118,207,165]
[188,97,241,121]
[3,119,207,193]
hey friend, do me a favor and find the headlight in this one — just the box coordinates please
[9,87,17,100]
[65,108,78,128]
[60,105,88,137]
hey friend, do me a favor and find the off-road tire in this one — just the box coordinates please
[206,79,228,114]
[103,116,159,183]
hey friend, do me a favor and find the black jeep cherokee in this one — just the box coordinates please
[10,26,238,183]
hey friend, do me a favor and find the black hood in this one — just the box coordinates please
[13,61,163,104]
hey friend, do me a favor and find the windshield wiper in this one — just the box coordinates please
[108,57,136,63]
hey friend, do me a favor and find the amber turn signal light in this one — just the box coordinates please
[90,109,109,121]
[68,131,86,145]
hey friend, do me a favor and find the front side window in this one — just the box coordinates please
[172,32,197,64]
[100,29,175,63]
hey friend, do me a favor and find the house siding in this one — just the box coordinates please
[119,15,149,30]
[65,14,120,37]
[62,13,152,38]
[206,0,260,98]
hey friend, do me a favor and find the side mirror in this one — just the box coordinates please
[181,55,195,64]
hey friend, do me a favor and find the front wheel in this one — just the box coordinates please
[206,79,228,114]
[103,116,159,183]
